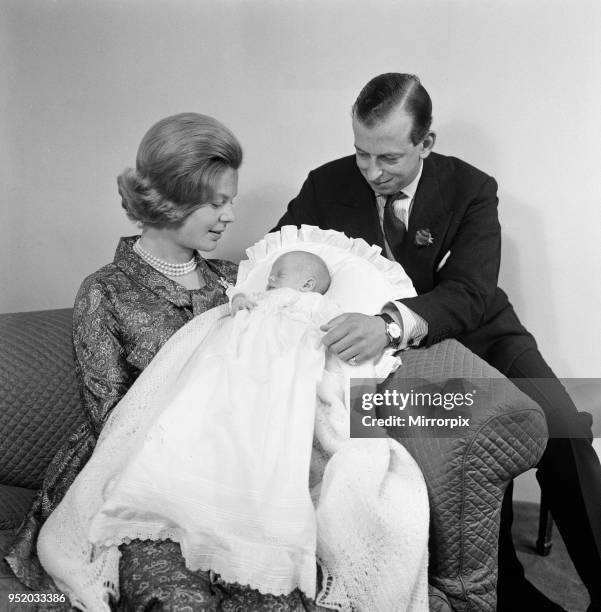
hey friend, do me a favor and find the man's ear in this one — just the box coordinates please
[301,278,316,292]
[419,131,436,159]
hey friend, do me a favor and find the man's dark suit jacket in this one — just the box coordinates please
[274,152,536,371]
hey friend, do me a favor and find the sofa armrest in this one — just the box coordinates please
[382,340,547,612]
[0,309,84,489]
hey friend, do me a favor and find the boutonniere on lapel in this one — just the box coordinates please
[414,228,434,247]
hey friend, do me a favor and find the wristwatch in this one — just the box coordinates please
[375,313,402,348]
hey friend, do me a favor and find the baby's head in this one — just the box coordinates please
[266,251,331,294]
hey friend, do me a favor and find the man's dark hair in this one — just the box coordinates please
[352,73,433,145]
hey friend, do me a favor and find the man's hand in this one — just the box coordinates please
[231,293,257,314]
[320,313,388,364]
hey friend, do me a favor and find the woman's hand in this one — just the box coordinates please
[231,293,257,314]
[321,313,388,364]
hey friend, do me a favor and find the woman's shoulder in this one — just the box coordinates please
[73,262,126,324]
[76,262,120,299]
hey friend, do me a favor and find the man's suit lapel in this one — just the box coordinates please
[397,155,451,293]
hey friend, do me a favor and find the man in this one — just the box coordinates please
[274,73,600,611]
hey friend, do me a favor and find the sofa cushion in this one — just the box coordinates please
[0,485,36,530]
[0,309,85,489]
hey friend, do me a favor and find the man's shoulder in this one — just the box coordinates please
[428,152,494,184]
[308,154,358,180]
[301,155,365,200]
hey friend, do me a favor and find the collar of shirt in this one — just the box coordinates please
[374,159,424,218]
[397,159,424,203]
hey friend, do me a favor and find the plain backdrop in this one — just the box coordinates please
[2,0,600,390]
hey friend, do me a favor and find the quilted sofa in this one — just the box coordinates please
[0,308,547,611]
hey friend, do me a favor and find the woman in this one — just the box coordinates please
[5,113,314,611]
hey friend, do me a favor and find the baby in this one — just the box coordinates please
[230,250,331,314]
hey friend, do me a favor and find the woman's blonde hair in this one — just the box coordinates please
[117,113,242,227]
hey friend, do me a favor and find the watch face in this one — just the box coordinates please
[388,322,402,340]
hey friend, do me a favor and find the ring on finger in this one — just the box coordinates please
[349,356,358,366]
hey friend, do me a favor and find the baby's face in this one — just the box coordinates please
[266,256,308,291]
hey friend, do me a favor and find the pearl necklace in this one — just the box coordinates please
[133,239,198,277]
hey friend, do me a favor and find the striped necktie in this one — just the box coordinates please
[383,191,408,259]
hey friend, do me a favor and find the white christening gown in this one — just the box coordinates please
[88,288,340,598]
